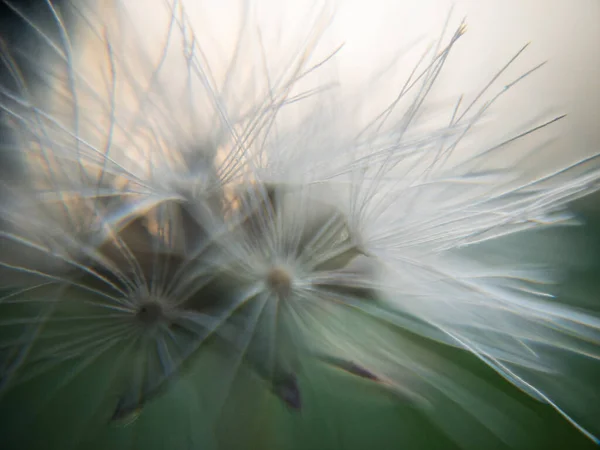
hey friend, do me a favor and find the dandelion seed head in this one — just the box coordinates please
[1,0,599,448]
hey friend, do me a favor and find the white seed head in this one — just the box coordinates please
[0,0,599,448]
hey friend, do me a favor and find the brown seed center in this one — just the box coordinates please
[267,267,292,298]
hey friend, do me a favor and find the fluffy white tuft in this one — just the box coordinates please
[0,1,599,449]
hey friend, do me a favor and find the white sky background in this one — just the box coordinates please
[93,0,600,173]
[263,0,600,170]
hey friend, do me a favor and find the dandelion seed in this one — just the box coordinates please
[272,371,302,411]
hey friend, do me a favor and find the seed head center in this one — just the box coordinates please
[135,300,165,326]
[267,266,293,298]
